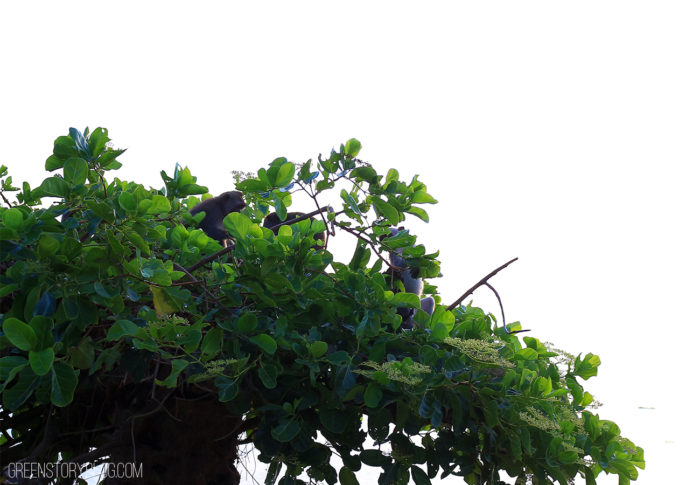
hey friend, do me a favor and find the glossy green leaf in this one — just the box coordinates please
[274,162,295,187]
[359,450,390,467]
[29,348,54,376]
[158,359,188,388]
[215,376,239,402]
[343,138,362,158]
[236,313,258,333]
[118,191,137,211]
[201,327,222,358]
[3,318,38,351]
[516,348,539,361]
[373,198,399,226]
[37,235,60,258]
[271,419,301,443]
[3,208,23,229]
[258,362,278,389]
[339,467,360,485]
[309,341,328,358]
[250,334,277,354]
[3,367,40,410]
[63,157,88,186]
[51,362,78,407]
[364,383,382,408]
[106,320,141,340]
[410,466,431,485]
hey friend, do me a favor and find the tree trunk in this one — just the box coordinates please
[103,395,242,485]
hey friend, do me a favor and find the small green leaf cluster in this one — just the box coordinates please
[0,129,643,484]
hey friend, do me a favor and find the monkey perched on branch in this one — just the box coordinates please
[189,191,245,243]
[263,211,327,250]
[385,227,435,329]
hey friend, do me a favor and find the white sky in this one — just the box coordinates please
[1,2,698,484]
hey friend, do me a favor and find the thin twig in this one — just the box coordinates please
[185,245,236,273]
[484,282,506,328]
[447,257,519,311]
[0,191,12,208]
[337,225,395,268]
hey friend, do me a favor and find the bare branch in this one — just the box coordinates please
[447,257,519,311]
[266,206,331,232]
[185,244,236,273]
[0,191,12,208]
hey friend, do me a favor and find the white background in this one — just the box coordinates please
[1,2,698,484]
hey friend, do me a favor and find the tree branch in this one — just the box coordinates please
[185,244,236,273]
[266,205,331,232]
[447,257,519,311]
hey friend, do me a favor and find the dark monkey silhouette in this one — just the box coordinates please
[385,227,435,328]
[189,191,246,243]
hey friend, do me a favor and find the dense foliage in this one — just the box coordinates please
[0,128,643,484]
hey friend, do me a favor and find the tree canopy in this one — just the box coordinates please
[0,128,643,484]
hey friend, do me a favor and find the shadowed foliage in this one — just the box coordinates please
[0,129,643,484]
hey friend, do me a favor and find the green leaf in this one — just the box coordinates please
[407,206,429,222]
[39,176,69,198]
[223,212,262,240]
[29,348,54,376]
[53,135,77,160]
[126,230,151,256]
[2,367,40,410]
[373,198,400,226]
[69,340,95,370]
[575,353,601,380]
[201,327,223,358]
[364,383,382,408]
[51,362,78,407]
[63,157,89,186]
[0,356,28,390]
[3,208,23,229]
[236,313,258,333]
[343,138,362,158]
[45,154,63,171]
[37,235,60,258]
[148,195,171,214]
[180,327,202,353]
[274,162,296,187]
[158,359,189,388]
[250,334,277,354]
[3,317,38,351]
[106,320,141,340]
[410,465,432,485]
[339,467,360,485]
[118,191,137,211]
[558,449,579,464]
[271,418,301,443]
[359,449,390,467]
[309,341,328,358]
[391,292,421,309]
[215,376,239,402]
[0,283,18,298]
[258,362,278,389]
[88,127,109,157]
[516,348,539,361]
[320,408,348,434]
[410,190,437,204]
